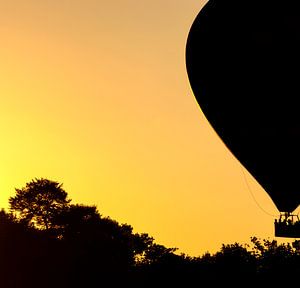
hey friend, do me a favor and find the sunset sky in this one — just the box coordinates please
[0,0,291,256]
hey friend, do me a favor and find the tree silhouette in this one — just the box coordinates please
[9,178,71,230]
[51,204,101,238]
[6,178,300,287]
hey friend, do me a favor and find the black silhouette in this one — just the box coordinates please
[186,1,300,218]
[9,178,71,230]
[2,178,300,287]
[274,212,300,237]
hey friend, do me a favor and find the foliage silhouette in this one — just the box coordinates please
[9,178,71,230]
[3,178,300,287]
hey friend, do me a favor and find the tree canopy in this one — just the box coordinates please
[3,178,300,287]
[9,178,71,229]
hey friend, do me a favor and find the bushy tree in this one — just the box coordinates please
[52,204,101,235]
[9,178,71,230]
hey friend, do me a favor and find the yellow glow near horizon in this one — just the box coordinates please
[0,0,291,256]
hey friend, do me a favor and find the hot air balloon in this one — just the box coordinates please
[186,0,300,237]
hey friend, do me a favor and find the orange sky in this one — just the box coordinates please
[0,0,293,256]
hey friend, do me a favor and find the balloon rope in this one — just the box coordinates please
[240,165,277,217]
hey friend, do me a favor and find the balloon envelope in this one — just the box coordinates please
[186,0,300,212]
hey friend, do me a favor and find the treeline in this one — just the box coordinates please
[1,178,300,287]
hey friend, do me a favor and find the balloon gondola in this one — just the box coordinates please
[275,213,300,238]
[185,0,300,238]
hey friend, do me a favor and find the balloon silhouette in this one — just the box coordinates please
[186,0,300,213]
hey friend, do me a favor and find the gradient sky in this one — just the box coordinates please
[0,0,292,256]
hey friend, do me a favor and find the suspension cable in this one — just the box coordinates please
[240,164,277,217]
